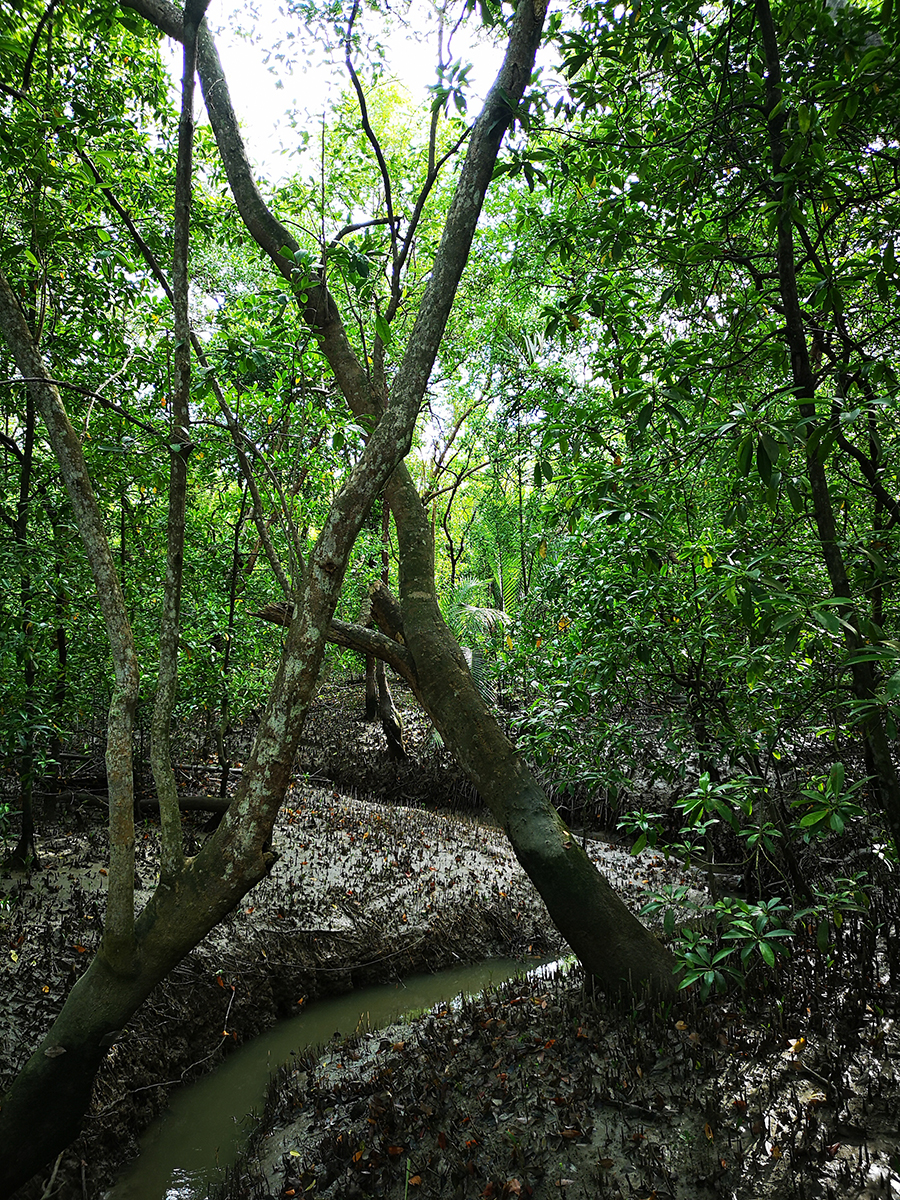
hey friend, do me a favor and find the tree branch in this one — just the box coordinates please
[344,0,399,282]
[121,0,377,416]
[252,600,416,684]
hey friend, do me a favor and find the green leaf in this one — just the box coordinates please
[374,312,392,346]
[636,401,654,433]
[799,811,826,828]
[785,481,805,513]
[812,609,840,635]
[756,437,772,485]
[741,589,755,627]
[761,432,780,465]
[737,433,753,477]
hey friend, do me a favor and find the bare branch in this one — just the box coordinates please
[0,375,160,439]
[21,0,56,91]
[330,216,397,244]
[344,0,399,285]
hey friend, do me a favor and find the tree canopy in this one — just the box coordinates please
[2,0,900,1191]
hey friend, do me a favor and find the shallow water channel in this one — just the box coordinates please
[107,957,554,1200]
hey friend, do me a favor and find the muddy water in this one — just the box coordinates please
[106,957,555,1200]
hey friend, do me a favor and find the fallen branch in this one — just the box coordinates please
[34,790,232,814]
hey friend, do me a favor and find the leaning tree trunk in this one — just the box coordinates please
[263,538,678,994]
[384,463,677,996]
[257,535,678,995]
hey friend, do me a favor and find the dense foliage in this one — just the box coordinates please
[2,0,899,994]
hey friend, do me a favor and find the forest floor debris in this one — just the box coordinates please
[0,773,706,1199]
[225,955,900,1200]
[2,684,900,1199]
[1,785,562,1199]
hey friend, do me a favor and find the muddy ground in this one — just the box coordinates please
[2,682,900,1200]
[226,963,900,1200]
[1,787,563,1199]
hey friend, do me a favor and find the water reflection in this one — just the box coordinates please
[107,957,561,1200]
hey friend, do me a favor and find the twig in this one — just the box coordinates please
[39,1151,63,1200]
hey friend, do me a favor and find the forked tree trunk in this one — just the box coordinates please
[129,0,676,998]
[167,0,675,993]
[376,657,406,760]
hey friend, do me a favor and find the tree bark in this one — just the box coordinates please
[376,658,407,760]
[0,272,141,973]
[150,5,202,883]
[5,388,38,871]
